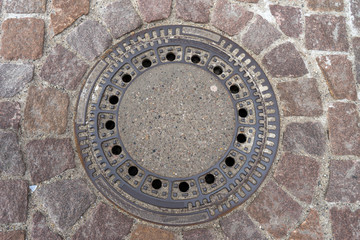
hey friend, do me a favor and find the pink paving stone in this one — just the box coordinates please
[0,180,28,224]
[305,15,349,51]
[270,5,302,38]
[0,132,25,177]
[330,207,360,240]
[72,203,133,240]
[289,209,324,240]
[307,0,344,12]
[247,181,303,238]
[183,228,216,240]
[50,0,89,35]
[241,15,281,55]
[5,0,46,13]
[283,122,326,157]
[176,0,214,23]
[0,102,21,130]
[317,55,357,101]
[32,212,63,240]
[24,86,69,135]
[328,102,360,156]
[211,0,253,36]
[220,210,265,240]
[130,225,175,240]
[277,78,323,117]
[25,138,75,184]
[262,42,308,78]
[326,160,360,203]
[0,231,26,240]
[352,37,360,83]
[138,0,172,23]
[274,153,319,203]
[40,45,89,90]
[352,0,360,30]
[1,18,44,60]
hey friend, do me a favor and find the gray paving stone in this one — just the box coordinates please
[0,64,33,98]
[138,0,172,23]
[5,0,45,13]
[0,101,21,130]
[176,0,213,23]
[270,5,302,38]
[183,228,216,240]
[352,0,360,31]
[32,211,63,240]
[352,37,360,83]
[330,207,360,240]
[0,132,25,177]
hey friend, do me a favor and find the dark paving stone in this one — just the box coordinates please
[130,225,175,240]
[307,0,344,12]
[1,18,44,60]
[262,42,308,78]
[72,203,133,240]
[270,5,302,38]
[277,78,323,117]
[247,181,303,238]
[317,55,357,101]
[283,122,326,157]
[101,0,142,39]
[289,209,324,240]
[176,0,213,23]
[328,102,360,156]
[274,153,319,203]
[5,0,45,13]
[352,0,360,31]
[305,15,349,51]
[40,45,88,90]
[0,180,28,224]
[25,138,75,184]
[242,15,281,55]
[0,64,33,98]
[326,160,360,203]
[32,211,63,240]
[330,207,360,240]
[138,0,172,23]
[0,230,26,240]
[37,179,96,231]
[211,0,253,36]
[0,101,21,130]
[0,132,25,177]
[67,20,112,60]
[183,228,215,240]
[220,210,265,240]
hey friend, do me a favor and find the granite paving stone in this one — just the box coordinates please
[211,0,253,36]
[242,15,281,55]
[352,37,360,83]
[32,211,63,240]
[307,0,344,12]
[0,64,34,98]
[25,138,75,184]
[24,86,69,134]
[326,160,360,203]
[317,55,357,101]
[101,0,142,39]
[305,15,349,51]
[270,5,302,38]
[37,179,96,232]
[0,132,25,177]
[220,210,265,240]
[262,42,308,78]
[274,153,319,203]
[5,0,46,13]
[67,20,112,60]
[330,207,360,240]
[138,0,172,23]
[247,181,303,238]
[277,78,323,117]
[289,209,324,240]
[328,102,360,156]
[1,18,45,60]
[40,45,89,90]
[0,101,21,130]
[51,0,89,35]
[182,228,216,240]
[0,231,26,240]
[352,0,360,30]
[130,225,175,240]
[0,180,28,224]
[176,0,213,23]
[283,122,326,157]
[72,203,133,240]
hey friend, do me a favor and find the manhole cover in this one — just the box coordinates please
[75,25,280,225]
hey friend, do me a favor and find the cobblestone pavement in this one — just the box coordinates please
[0,0,359,239]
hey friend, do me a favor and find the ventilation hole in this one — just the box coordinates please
[109,95,119,105]
[166,52,176,61]
[238,108,248,118]
[105,120,115,130]
[213,66,223,75]
[179,182,189,192]
[122,74,132,83]
[225,157,235,167]
[205,174,215,184]
[152,179,162,189]
[237,133,247,143]
[142,59,152,68]
[191,55,201,64]
[111,145,122,155]
[230,85,240,94]
[128,166,138,176]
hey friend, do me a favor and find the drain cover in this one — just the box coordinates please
[75,25,280,225]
